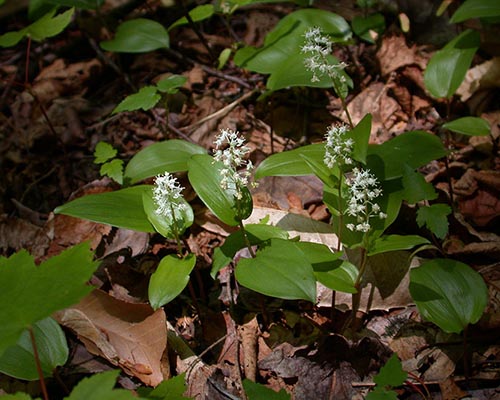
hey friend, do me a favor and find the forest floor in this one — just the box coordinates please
[0,1,499,399]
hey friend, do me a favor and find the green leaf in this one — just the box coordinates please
[443,116,490,136]
[368,235,429,256]
[100,159,124,185]
[424,30,480,98]
[352,13,385,43]
[156,75,187,94]
[235,238,317,302]
[94,142,117,164]
[295,242,358,293]
[366,389,399,400]
[0,8,74,47]
[146,373,191,399]
[373,353,407,387]
[350,113,372,164]
[410,258,488,333]
[218,48,232,70]
[0,317,68,380]
[0,394,34,400]
[234,9,351,90]
[66,370,137,400]
[42,0,104,9]
[101,19,169,53]
[416,204,451,239]
[125,140,206,184]
[401,164,437,204]
[243,379,291,400]
[255,143,324,179]
[168,4,215,31]
[367,131,447,180]
[149,254,196,309]
[112,86,161,114]
[212,224,289,278]
[188,154,252,226]
[55,186,155,232]
[142,188,193,239]
[450,0,500,23]
[0,243,97,357]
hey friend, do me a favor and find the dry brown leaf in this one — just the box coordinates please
[439,377,469,400]
[376,35,427,77]
[55,289,168,386]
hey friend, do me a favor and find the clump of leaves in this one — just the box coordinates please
[366,354,407,400]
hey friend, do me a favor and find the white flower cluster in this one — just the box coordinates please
[153,172,186,221]
[345,168,387,232]
[213,128,254,200]
[324,124,354,168]
[301,27,348,83]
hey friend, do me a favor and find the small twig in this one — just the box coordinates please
[180,0,216,62]
[29,327,49,400]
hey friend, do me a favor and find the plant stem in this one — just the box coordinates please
[169,203,184,257]
[29,327,49,400]
[239,220,255,258]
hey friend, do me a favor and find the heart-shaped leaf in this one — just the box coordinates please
[101,18,169,53]
[235,238,317,302]
[125,139,206,184]
[410,258,488,333]
[55,186,155,232]
[149,254,196,309]
[0,317,68,380]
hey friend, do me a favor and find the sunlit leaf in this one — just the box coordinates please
[55,186,155,232]
[235,239,317,302]
[66,370,137,400]
[401,164,437,204]
[373,353,407,387]
[144,373,190,399]
[0,243,97,357]
[443,116,490,136]
[125,140,206,184]
[156,75,187,94]
[149,254,196,309]
[112,86,161,114]
[410,258,488,333]
[0,317,68,380]
[450,0,500,23]
[94,142,117,164]
[168,4,215,31]
[101,19,169,53]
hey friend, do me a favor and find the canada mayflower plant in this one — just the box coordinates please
[213,128,255,200]
[345,167,387,232]
[324,124,354,168]
[301,27,348,83]
[153,172,187,223]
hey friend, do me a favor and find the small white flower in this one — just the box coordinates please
[324,124,353,168]
[301,27,347,83]
[345,168,386,233]
[213,128,256,199]
[153,172,186,221]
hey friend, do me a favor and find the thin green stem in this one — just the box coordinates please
[29,327,49,400]
[169,204,184,257]
[239,220,255,258]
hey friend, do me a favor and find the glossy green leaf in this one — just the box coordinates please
[352,13,385,43]
[156,75,187,94]
[410,258,488,333]
[234,9,351,90]
[367,131,447,180]
[142,187,193,239]
[112,86,161,114]
[235,238,317,302]
[416,204,451,239]
[212,224,289,277]
[94,142,117,164]
[443,116,490,136]
[401,164,437,204]
[368,235,429,256]
[55,186,155,232]
[295,242,358,293]
[243,379,291,400]
[424,30,480,98]
[101,19,169,53]
[100,159,124,185]
[168,4,215,31]
[66,370,137,400]
[188,154,252,226]
[43,0,104,9]
[0,243,97,357]
[350,113,372,164]
[450,0,500,23]
[0,8,74,47]
[149,254,196,309]
[0,317,68,380]
[125,140,206,184]
[254,143,324,179]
